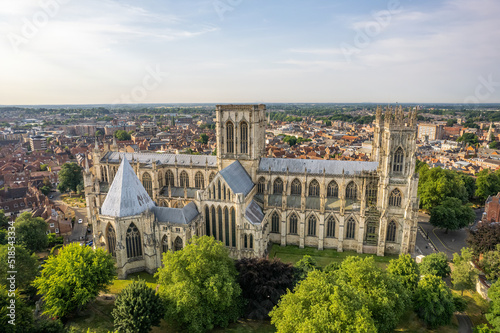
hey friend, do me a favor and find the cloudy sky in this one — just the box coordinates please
[0,0,499,105]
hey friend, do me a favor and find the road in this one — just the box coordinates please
[52,191,90,244]
[456,313,473,333]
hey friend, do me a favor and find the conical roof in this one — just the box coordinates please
[101,158,155,217]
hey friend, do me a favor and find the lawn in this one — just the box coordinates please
[107,271,157,294]
[269,244,397,268]
[395,311,459,333]
[451,289,489,327]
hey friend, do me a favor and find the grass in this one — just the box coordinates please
[61,194,86,208]
[269,244,397,268]
[107,271,157,294]
[395,311,459,333]
[451,289,490,326]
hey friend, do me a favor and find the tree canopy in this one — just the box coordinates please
[33,243,115,318]
[236,257,296,319]
[429,197,475,232]
[155,236,242,333]
[475,169,500,202]
[114,130,131,140]
[57,162,83,194]
[457,132,479,146]
[386,253,420,293]
[414,274,455,328]
[112,279,165,333]
[0,244,38,290]
[15,212,48,252]
[197,133,209,144]
[0,285,34,333]
[419,252,451,279]
[417,167,468,211]
[451,248,478,295]
[480,244,500,282]
[487,280,500,331]
[467,222,500,255]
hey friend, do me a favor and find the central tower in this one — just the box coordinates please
[216,104,266,180]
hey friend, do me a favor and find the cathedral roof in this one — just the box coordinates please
[101,151,217,167]
[100,158,155,217]
[219,160,254,196]
[245,200,264,225]
[258,158,378,175]
[153,202,199,224]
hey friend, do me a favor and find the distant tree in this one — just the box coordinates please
[489,141,499,149]
[294,255,317,282]
[212,148,217,156]
[156,236,242,333]
[487,280,500,331]
[15,212,48,252]
[414,274,455,328]
[457,132,479,146]
[446,118,457,127]
[0,230,6,245]
[475,169,500,202]
[40,163,48,171]
[480,244,500,282]
[114,130,131,141]
[459,173,476,201]
[270,270,377,333]
[324,120,332,126]
[419,252,451,278]
[95,130,103,137]
[57,162,83,194]
[0,244,38,290]
[451,248,478,295]
[386,253,420,293]
[0,210,9,229]
[197,133,209,144]
[40,186,51,196]
[235,257,296,319]
[467,222,500,255]
[429,197,475,233]
[453,293,468,312]
[0,285,34,333]
[33,243,115,318]
[282,135,297,146]
[112,280,165,333]
[418,167,468,210]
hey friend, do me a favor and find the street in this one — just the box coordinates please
[52,191,90,244]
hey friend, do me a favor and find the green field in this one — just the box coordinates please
[269,244,397,268]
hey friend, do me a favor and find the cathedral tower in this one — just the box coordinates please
[216,104,267,180]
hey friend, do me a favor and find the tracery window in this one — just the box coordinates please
[291,179,302,195]
[345,218,356,239]
[393,147,404,173]
[326,216,335,238]
[327,181,338,198]
[271,212,280,233]
[142,172,152,197]
[180,171,189,187]
[346,181,357,200]
[389,188,402,207]
[308,180,320,197]
[386,221,397,242]
[257,177,266,194]
[366,181,378,206]
[165,169,174,187]
[226,121,234,153]
[195,172,204,189]
[273,178,283,194]
[289,213,298,234]
[240,121,248,154]
[307,215,317,236]
[126,223,142,259]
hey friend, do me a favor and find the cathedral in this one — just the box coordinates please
[84,104,420,278]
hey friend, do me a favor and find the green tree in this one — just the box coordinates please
[0,210,9,229]
[468,222,500,255]
[451,248,478,295]
[112,280,165,333]
[475,169,500,202]
[419,252,451,278]
[457,132,479,146]
[486,280,500,331]
[270,270,377,333]
[57,162,83,194]
[282,135,297,146]
[40,186,51,196]
[40,163,48,171]
[0,230,6,245]
[0,285,34,333]
[324,120,332,126]
[489,141,499,149]
[33,243,115,318]
[197,133,209,144]
[474,324,495,333]
[386,253,420,293]
[480,244,500,282]
[429,197,475,233]
[211,147,217,156]
[95,130,103,137]
[459,173,476,201]
[414,274,455,328]
[295,255,317,282]
[114,130,131,141]
[0,244,38,289]
[15,212,48,252]
[418,167,468,210]
[155,236,242,333]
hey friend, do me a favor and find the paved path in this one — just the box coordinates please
[456,313,473,333]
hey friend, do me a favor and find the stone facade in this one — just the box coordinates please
[85,104,419,278]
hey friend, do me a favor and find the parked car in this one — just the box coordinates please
[78,219,83,224]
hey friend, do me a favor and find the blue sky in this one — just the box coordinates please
[0,0,499,104]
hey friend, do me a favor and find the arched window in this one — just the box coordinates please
[142,172,152,197]
[273,178,283,194]
[240,121,248,154]
[195,172,204,189]
[257,177,266,194]
[126,223,142,259]
[307,215,317,236]
[244,234,248,248]
[209,172,216,183]
[211,206,216,237]
[326,216,335,238]
[386,221,397,242]
[346,181,357,200]
[165,169,174,187]
[366,181,378,206]
[223,185,226,200]
[289,213,298,234]
[158,170,163,187]
[205,206,210,236]
[308,180,320,197]
[250,234,253,249]
[231,208,236,247]
[107,224,116,257]
[226,121,234,153]
[218,206,223,242]
[162,235,168,253]
[327,181,338,198]
[345,218,356,239]
[393,147,404,173]
[174,236,183,251]
[271,212,280,233]
[218,180,221,200]
[180,171,189,187]
[389,188,402,207]
[291,179,302,195]
[224,207,229,246]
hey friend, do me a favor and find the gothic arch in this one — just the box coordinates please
[308,179,320,197]
[393,147,404,173]
[142,172,152,198]
[291,178,302,195]
[195,171,204,189]
[161,235,168,253]
[327,180,339,198]
[389,188,402,207]
[289,212,299,234]
[326,215,336,238]
[226,121,234,154]
[240,121,248,154]
[307,214,317,236]
[273,177,283,194]
[205,206,210,236]
[386,220,397,242]
[271,211,280,233]
[209,172,216,184]
[165,169,174,187]
[257,177,266,194]
[180,171,189,187]
[345,216,356,239]
[126,223,142,259]
[174,236,183,251]
[345,181,358,200]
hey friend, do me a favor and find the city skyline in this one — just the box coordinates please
[0,0,499,105]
